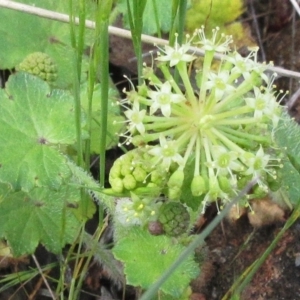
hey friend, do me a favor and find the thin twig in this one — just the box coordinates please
[0,0,300,79]
[249,0,266,61]
[289,0,300,17]
[31,254,56,300]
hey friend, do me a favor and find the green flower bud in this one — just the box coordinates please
[123,174,137,190]
[151,170,165,184]
[109,159,122,178]
[252,184,268,199]
[17,52,57,83]
[167,169,184,189]
[208,176,220,199]
[168,186,182,200]
[158,202,190,237]
[110,178,124,193]
[218,176,232,194]
[132,166,147,182]
[266,169,281,192]
[191,175,208,196]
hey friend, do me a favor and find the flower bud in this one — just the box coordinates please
[266,169,281,192]
[253,184,268,199]
[191,175,208,196]
[123,174,137,190]
[151,170,164,184]
[208,176,220,199]
[218,176,232,194]
[110,178,124,193]
[109,159,122,178]
[132,166,147,182]
[167,169,184,189]
[168,186,182,200]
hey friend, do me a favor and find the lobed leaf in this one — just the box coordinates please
[0,183,87,256]
[112,227,199,298]
[0,73,77,191]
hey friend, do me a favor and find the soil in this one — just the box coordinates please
[2,0,300,299]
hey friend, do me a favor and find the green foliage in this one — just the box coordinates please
[0,182,89,256]
[112,227,199,298]
[116,0,173,35]
[0,0,96,88]
[0,72,79,191]
[274,113,300,206]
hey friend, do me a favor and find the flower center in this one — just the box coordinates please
[162,146,176,157]
[256,98,266,110]
[158,93,171,105]
[215,78,226,90]
[217,153,230,168]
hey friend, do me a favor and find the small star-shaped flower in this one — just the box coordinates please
[148,81,185,117]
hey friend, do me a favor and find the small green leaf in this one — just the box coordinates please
[0,73,78,191]
[112,227,199,298]
[0,184,85,256]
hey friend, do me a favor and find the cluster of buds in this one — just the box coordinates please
[111,27,284,224]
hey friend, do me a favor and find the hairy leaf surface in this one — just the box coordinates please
[0,73,76,191]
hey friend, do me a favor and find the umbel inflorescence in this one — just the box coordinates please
[110,27,284,225]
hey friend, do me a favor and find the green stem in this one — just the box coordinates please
[213,72,261,112]
[194,136,201,176]
[177,61,198,109]
[182,133,197,165]
[199,50,214,104]
[144,119,183,130]
[202,136,214,177]
[69,0,84,167]
[210,127,245,153]
[140,123,191,143]
[214,117,260,126]
[213,106,253,121]
[97,0,113,188]
[126,0,147,85]
[159,64,184,95]
[218,125,270,144]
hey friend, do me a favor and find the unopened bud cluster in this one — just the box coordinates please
[111,27,284,224]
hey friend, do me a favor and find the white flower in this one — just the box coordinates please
[148,81,185,117]
[245,87,280,126]
[242,146,270,178]
[148,135,184,170]
[204,70,235,100]
[196,26,232,52]
[124,101,146,134]
[156,34,195,67]
[115,198,142,226]
[226,50,258,79]
[209,145,244,176]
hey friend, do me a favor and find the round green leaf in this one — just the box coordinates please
[0,72,77,191]
[112,227,199,298]
[0,185,86,256]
